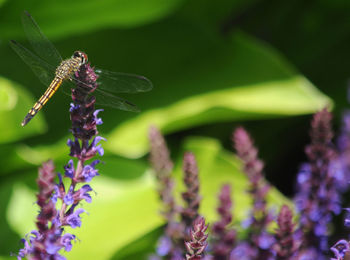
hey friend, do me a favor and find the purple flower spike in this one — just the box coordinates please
[185,216,209,260]
[35,161,57,233]
[149,126,174,175]
[295,108,338,254]
[18,63,103,259]
[182,152,201,230]
[211,184,236,259]
[232,127,274,260]
[273,205,300,259]
[148,126,182,259]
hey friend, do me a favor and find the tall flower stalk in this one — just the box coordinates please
[211,184,236,260]
[273,205,299,259]
[181,152,201,232]
[149,126,183,259]
[294,108,339,257]
[231,127,274,260]
[148,130,203,260]
[331,110,350,192]
[149,126,176,227]
[185,216,209,260]
[17,63,103,259]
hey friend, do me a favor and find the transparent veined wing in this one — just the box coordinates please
[21,10,62,66]
[93,88,140,112]
[95,68,153,94]
[9,40,56,86]
[68,75,140,112]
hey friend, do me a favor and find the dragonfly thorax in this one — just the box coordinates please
[55,51,88,80]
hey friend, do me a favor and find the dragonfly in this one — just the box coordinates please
[10,11,153,126]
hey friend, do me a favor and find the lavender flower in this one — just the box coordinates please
[182,152,201,235]
[231,127,274,260]
[149,126,182,259]
[330,110,350,192]
[294,108,339,256]
[211,184,236,260]
[331,240,350,260]
[149,126,176,223]
[17,63,103,259]
[17,161,74,260]
[273,205,300,259]
[185,216,209,260]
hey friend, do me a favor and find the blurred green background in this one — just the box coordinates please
[0,0,348,259]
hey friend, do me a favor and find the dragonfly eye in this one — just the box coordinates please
[72,51,88,65]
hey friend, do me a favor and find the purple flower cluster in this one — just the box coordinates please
[17,63,103,259]
[273,205,299,259]
[149,126,183,259]
[328,110,350,260]
[149,126,176,224]
[150,108,350,260]
[332,110,350,190]
[211,184,236,260]
[18,161,76,260]
[231,127,274,260]
[294,108,340,256]
[149,127,204,259]
[185,216,209,260]
[182,152,201,233]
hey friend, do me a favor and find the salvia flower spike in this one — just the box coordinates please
[17,63,104,259]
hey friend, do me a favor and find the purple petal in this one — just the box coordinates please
[66,208,86,228]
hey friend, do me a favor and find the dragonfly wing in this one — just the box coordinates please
[21,11,62,66]
[93,88,140,112]
[95,68,153,94]
[10,40,55,86]
[68,74,141,112]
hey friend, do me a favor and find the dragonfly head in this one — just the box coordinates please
[72,51,88,66]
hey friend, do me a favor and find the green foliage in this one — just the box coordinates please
[0,77,46,143]
[0,0,186,39]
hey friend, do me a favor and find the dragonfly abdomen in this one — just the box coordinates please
[21,77,63,126]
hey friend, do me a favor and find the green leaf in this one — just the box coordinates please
[0,76,46,144]
[0,0,186,40]
[0,0,6,8]
[0,182,21,255]
[7,183,37,235]
[110,227,162,260]
[0,257,14,260]
[105,31,331,158]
